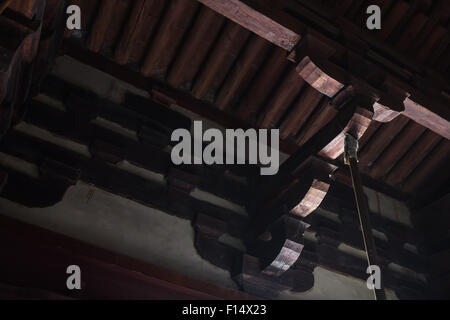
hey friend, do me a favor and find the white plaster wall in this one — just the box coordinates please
[0,183,397,300]
[0,183,237,290]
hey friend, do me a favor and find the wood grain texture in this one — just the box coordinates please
[197,0,301,51]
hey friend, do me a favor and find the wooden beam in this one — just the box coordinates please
[403,97,450,140]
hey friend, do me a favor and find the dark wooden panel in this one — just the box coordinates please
[192,21,250,102]
[386,130,442,186]
[141,0,199,79]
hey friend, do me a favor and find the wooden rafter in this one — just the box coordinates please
[197,0,450,140]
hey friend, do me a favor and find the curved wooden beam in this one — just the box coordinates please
[246,214,312,284]
[290,179,330,218]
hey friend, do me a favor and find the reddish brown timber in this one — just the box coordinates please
[101,0,133,50]
[280,84,324,139]
[358,121,381,151]
[237,47,289,121]
[167,6,225,90]
[248,215,309,277]
[402,140,450,193]
[257,67,306,129]
[274,93,363,180]
[396,13,428,52]
[86,0,119,53]
[295,99,337,146]
[369,121,426,179]
[7,0,38,18]
[232,254,297,299]
[385,130,442,187]
[141,0,199,79]
[192,21,250,101]
[403,96,450,141]
[114,0,166,65]
[379,0,410,41]
[358,116,410,171]
[296,56,346,98]
[260,157,335,226]
[198,0,450,140]
[290,179,330,218]
[196,0,302,51]
[416,25,447,63]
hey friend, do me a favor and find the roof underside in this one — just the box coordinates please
[65,0,450,200]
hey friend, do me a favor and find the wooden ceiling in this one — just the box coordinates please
[62,0,449,202]
[0,1,445,298]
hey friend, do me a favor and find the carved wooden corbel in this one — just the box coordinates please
[233,215,315,297]
[288,31,450,139]
[248,214,310,277]
[244,93,377,289]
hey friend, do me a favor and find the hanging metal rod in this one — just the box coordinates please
[344,133,386,300]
